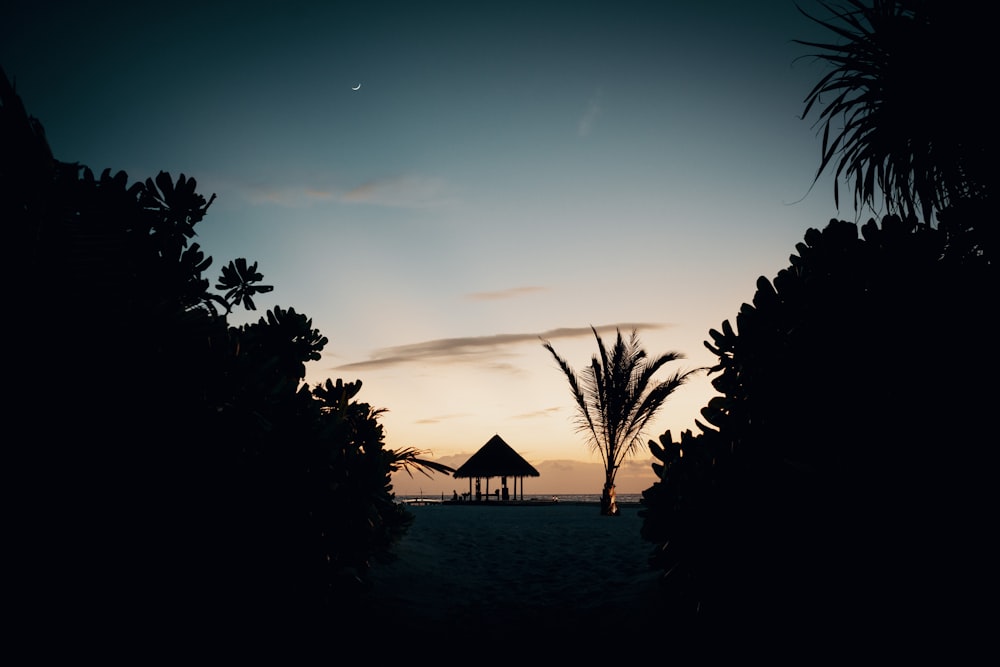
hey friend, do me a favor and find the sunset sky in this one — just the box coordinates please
[3,1,850,494]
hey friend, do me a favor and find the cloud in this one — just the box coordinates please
[341,175,451,208]
[578,89,603,137]
[335,322,668,371]
[241,174,452,209]
[244,184,337,207]
[466,286,547,301]
[414,413,473,425]
[512,406,563,420]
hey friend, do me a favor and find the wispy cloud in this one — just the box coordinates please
[414,413,473,425]
[578,88,603,137]
[466,286,547,301]
[335,322,667,371]
[341,175,451,208]
[512,406,564,420]
[244,184,337,207]
[242,174,452,209]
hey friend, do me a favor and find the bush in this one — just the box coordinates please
[3,67,422,635]
[640,214,993,650]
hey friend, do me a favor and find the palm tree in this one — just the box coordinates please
[542,327,700,515]
[795,0,992,223]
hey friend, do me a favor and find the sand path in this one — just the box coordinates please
[361,503,665,640]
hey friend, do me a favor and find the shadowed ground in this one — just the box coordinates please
[356,503,668,646]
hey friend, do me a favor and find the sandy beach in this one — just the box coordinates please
[356,502,669,647]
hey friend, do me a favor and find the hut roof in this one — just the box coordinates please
[452,434,541,479]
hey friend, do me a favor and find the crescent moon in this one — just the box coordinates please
[352,83,361,91]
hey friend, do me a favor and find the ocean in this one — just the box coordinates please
[397,492,645,505]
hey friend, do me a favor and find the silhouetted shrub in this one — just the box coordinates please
[3,66,427,633]
[640,214,993,651]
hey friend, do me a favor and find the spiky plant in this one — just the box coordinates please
[796,0,992,222]
[542,327,699,515]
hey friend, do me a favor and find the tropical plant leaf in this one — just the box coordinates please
[215,258,273,311]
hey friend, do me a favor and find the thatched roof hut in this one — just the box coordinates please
[452,434,540,502]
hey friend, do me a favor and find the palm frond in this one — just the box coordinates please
[794,0,980,221]
[543,327,701,484]
[390,446,456,477]
[542,338,601,452]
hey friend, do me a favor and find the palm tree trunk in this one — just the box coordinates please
[600,481,620,516]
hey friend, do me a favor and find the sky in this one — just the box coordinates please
[3,0,850,495]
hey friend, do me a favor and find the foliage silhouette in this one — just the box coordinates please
[637,4,993,652]
[216,257,273,312]
[2,65,453,634]
[639,216,992,651]
[542,327,700,516]
[796,0,994,228]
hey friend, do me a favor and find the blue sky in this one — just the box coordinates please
[3,1,849,494]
